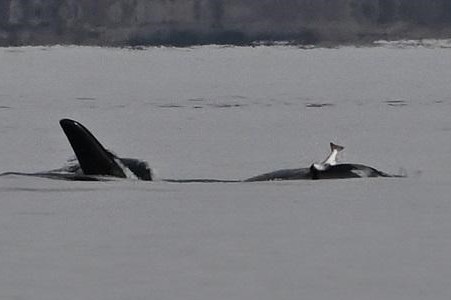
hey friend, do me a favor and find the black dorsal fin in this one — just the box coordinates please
[59,119,126,178]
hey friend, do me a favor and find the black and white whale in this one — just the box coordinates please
[0,119,404,182]
[244,143,405,181]
[1,119,154,181]
[58,118,154,181]
[0,119,237,182]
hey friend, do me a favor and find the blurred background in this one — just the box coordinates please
[1,0,451,46]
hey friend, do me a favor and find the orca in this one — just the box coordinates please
[0,119,237,182]
[0,120,404,182]
[244,143,405,181]
[0,119,153,181]
[58,119,153,180]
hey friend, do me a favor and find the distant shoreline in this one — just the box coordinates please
[2,0,451,47]
[3,29,451,48]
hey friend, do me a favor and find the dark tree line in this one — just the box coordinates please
[1,0,451,46]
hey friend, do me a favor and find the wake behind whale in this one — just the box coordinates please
[0,119,405,182]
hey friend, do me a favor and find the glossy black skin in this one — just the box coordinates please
[244,163,398,182]
[59,119,128,178]
[244,167,311,182]
[2,163,397,182]
[0,119,403,182]
[59,119,153,181]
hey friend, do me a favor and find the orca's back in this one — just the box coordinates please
[244,168,311,182]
